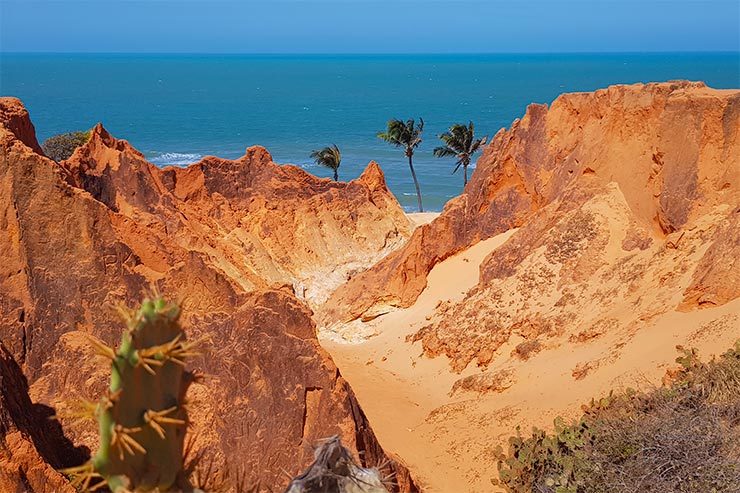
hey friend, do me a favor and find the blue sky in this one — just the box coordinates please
[1,0,738,53]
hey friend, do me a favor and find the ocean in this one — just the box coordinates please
[1,53,738,211]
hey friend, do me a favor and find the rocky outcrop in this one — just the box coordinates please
[0,98,44,155]
[404,82,740,372]
[0,99,417,491]
[319,81,740,326]
[61,125,411,306]
[0,343,81,493]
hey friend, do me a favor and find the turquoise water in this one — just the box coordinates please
[1,53,738,211]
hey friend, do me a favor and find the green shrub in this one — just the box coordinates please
[41,130,90,161]
[495,341,740,493]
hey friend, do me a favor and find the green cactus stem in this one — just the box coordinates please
[64,296,197,492]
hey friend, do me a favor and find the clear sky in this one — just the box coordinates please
[1,0,739,53]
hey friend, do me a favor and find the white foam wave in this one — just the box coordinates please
[149,152,203,166]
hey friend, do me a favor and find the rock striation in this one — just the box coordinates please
[0,97,416,491]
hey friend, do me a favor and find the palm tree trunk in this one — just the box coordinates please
[333,170,338,181]
[408,154,424,212]
[463,164,468,186]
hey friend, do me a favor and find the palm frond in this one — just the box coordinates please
[310,144,341,171]
[433,146,457,158]
[434,121,488,177]
[378,118,424,151]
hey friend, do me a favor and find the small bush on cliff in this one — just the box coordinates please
[495,341,740,493]
[41,130,90,161]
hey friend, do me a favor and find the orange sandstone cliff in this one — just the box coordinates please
[319,81,739,325]
[0,97,417,492]
[316,81,739,492]
[409,81,739,370]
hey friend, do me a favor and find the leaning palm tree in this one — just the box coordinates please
[433,121,487,186]
[377,118,425,212]
[310,144,342,181]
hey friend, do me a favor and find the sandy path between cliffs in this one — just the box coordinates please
[320,228,739,492]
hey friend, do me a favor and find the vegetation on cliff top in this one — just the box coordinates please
[495,342,740,493]
[41,130,91,162]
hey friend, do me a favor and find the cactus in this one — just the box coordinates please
[63,296,197,492]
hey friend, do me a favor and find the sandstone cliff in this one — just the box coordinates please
[0,343,81,493]
[319,81,739,325]
[0,97,416,491]
[61,123,411,307]
[409,81,739,371]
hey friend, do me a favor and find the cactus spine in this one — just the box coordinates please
[65,296,196,492]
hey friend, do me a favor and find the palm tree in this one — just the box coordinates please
[377,118,425,212]
[433,121,487,186]
[310,144,342,181]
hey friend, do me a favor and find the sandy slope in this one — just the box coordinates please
[321,231,516,491]
[321,227,739,492]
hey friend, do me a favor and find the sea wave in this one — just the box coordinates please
[148,152,203,166]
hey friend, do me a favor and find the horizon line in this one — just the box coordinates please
[2,50,739,56]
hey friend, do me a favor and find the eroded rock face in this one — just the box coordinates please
[61,125,411,306]
[319,81,740,326]
[404,83,740,373]
[0,99,416,491]
[0,343,81,493]
[412,180,738,372]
